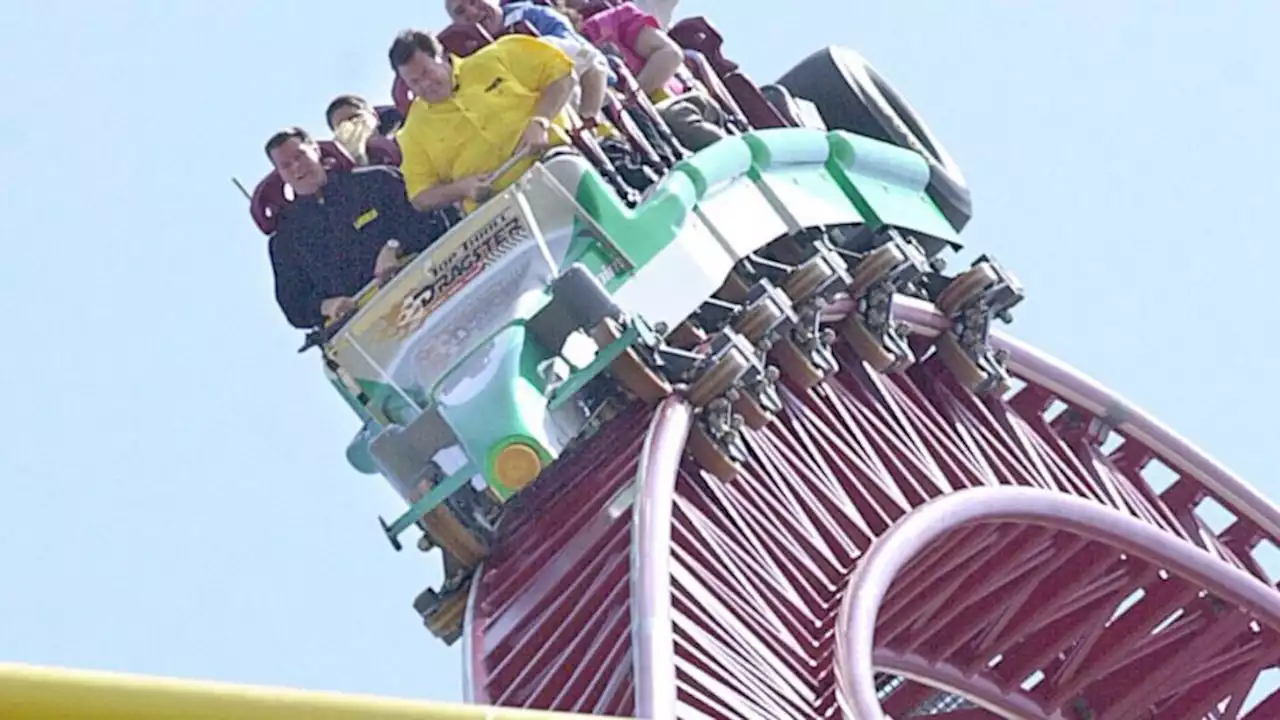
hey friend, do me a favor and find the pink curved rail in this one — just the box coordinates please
[847,296,1280,539]
[464,295,1280,718]
[632,399,693,718]
[836,487,1280,719]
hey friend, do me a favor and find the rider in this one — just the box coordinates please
[573,0,726,151]
[264,127,453,329]
[444,0,610,121]
[388,28,578,213]
[324,94,403,165]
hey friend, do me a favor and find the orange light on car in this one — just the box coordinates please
[492,442,544,492]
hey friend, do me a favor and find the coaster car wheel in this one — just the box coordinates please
[771,330,835,390]
[687,397,746,482]
[932,258,1024,395]
[685,332,754,408]
[413,475,490,569]
[413,582,469,645]
[589,317,672,404]
[841,237,930,373]
[730,280,795,345]
[781,249,846,305]
[936,262,999,316]
[668,320,707,349]
[728,365,783,430]
[934,330,1008,395]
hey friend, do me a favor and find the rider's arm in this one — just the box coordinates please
[268,232,324,329]
[580,3,681,97]
[408,177,484,212]
[530,73,577,132]
[375,166,453,253]
[577,56,609,119]
[627,19,684,97]
[504,35,576,103]
[546,34,611,119]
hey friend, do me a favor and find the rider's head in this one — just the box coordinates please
[443,0,503,35]
[389,30,455,104]
[264,127,327,196]
[324,94,377,132]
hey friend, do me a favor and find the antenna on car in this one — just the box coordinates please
[231,177,252,202]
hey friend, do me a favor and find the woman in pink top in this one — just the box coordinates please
[569,0,726,151]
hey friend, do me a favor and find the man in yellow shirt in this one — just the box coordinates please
[388,29,578,212]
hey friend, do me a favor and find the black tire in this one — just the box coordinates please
[777,46,973,232]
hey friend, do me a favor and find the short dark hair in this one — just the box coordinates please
[324,94,373,130]
[264,126,314,160]
[389,29,444,71]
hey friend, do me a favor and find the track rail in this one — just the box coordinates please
[467,295,1280,719]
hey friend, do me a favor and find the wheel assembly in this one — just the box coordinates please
[678,328,776,481]
[841,237,930,374]
[413,582,469,645]
[421,505,489,568]
[936,263,999,316]
[687,397,746,482]
[770,330,835,390]
[668,320,707,349]
[933,329,1007,395]
[780,248,847,306]
[850,240,919,296]
[727,365,782,430]
[589,317,672,404]
[932,258,1025,395]
[841,313,903,373]
[685,333,754,408]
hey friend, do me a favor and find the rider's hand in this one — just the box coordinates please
[374,240,403,283]
[513,116,551,157]
[456,174,491,202]
[320,296,357,321]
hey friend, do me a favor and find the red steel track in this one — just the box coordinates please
[462,296,1280,719]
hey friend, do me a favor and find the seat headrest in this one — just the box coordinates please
[439,23,495,57]
[669,16,724,56]
[365,135,403,167]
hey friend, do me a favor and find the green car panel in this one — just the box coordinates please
[743,128,867,233]
[825,130,960,247]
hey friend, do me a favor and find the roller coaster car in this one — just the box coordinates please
[313,137,984,641]
[258,30,1024,645]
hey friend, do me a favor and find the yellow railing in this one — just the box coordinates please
[0,664,618,719]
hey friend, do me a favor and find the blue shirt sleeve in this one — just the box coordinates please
[502,3,615,85]
[504,3,573,40]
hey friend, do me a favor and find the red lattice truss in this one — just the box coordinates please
[462,308,1280,720]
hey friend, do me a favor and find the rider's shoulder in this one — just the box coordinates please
[342,163,407,187]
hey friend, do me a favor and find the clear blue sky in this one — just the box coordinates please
[1,0,1277,708]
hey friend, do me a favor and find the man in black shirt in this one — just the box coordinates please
[263,127,455,329]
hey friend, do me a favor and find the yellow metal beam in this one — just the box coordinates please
[0,663,613,719]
